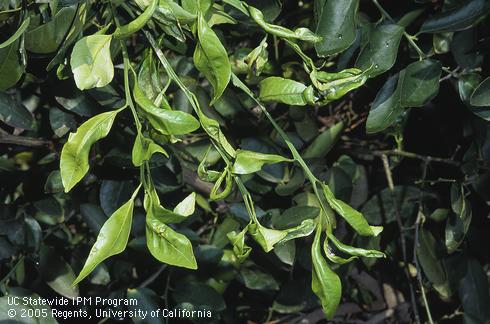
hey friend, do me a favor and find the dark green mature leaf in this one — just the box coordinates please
[73,186,139,285]
[274,240,296,265]
[0,92,35,130]
[0,288,57,323]
[445,184,472,253]
[60,109,121,192]
[99,180,134,216]
[458,259,490,323]
[419,0,490,34]
[126,288,161,324]
[469,77,490,121]
[311,226,341,320]
[173,282,226,312]
[356,24,404,78]
[0,39,23,91]
[0,18,30,49]
[399,59,442,107]
[272,206,320,230]
[25,6,76,53]
[47,2,88,71]
[194,12,231,103]
[146,214,197,269]
[240,268,280,290]
[366,73,403,134]
[362,186,420,224]
[80,204,107,234]
[259,77,315,106]
[458,73,481,104]
[49,107,76,137]
[273,278,318,314]
[70,35,114,90]
[40,245,79,298]
[314,0,359,56]
[417,229,451,298]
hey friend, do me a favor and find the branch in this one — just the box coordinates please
[375,149,459,166]
[0,129,52,148]
[381,155,421,324]
[138,265,167,288]
[413,161,435,324]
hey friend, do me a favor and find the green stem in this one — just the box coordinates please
[232,74,332,227]
[143,29,233,166]
[371,0,426,60]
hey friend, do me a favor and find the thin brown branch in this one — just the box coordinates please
[413,161,435,324]
[375,149,459,166]
[381,154,421,324]
[0,129,52,148]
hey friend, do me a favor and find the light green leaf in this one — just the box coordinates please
[114,0,158,39]
[132,133,168,167]
[356,24,404,78]
[70,34,114,90]
[314,0,359,56]
[328,234,385,258]
[173,192,196,216]
[232,149,292,175]
[145,213,197,269]
[227,227,252,262]
[73,186,140,285]
[248,223,287,252]
[323,184,383,236]
[323,237,357,265]
[60,109,120,192]
[259,77,315,106]
[144,188,193,224]
[311,225,341,320]
[247,5,321,43]
[133,80,200,135]
[244,36,268,76]
[194,12,231,103]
